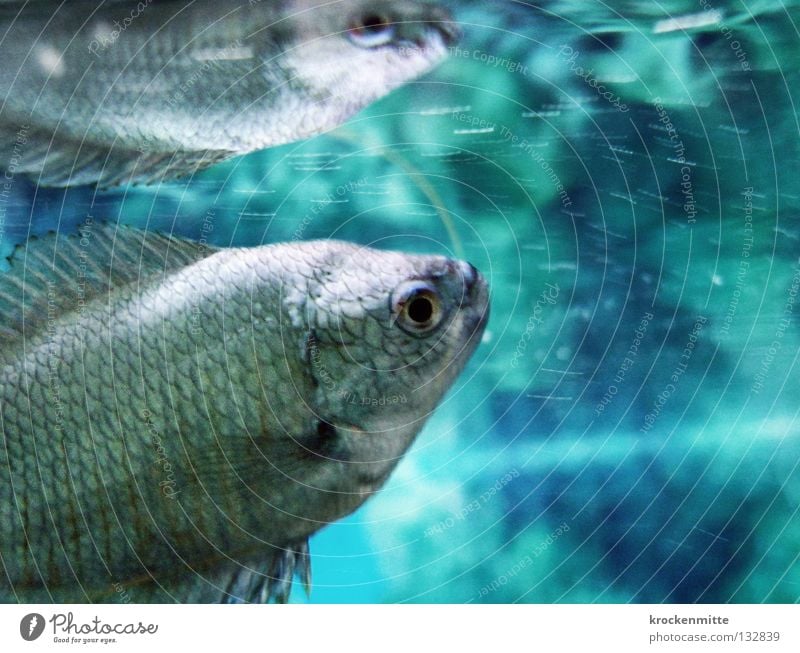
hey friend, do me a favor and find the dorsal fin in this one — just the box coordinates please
[0,221,216,358]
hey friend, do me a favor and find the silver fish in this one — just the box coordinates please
[0,0,458,187]
[0,222,488,602]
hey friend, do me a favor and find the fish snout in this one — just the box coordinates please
[456,260,490,341]
[452,260,489,314]
[407,5,460,49]
[429,11,461,47]
[461,261,479,292]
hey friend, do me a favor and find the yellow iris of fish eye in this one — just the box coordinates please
[393,282,444,334]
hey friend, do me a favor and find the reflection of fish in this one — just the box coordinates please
[0,0,458,188]
[0,222,488,602]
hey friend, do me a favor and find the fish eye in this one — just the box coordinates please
[347,13,397,48]
[392,281,444,335]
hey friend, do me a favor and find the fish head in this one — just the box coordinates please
[295,241,489,472]
[211,241,488,538]
[272,0,460,124]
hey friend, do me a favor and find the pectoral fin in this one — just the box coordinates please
[223,540,312,604]
[1,121,234,188]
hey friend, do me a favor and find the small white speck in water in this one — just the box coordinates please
[36,45,65,78]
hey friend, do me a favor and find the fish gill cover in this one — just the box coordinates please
[0,0,799,603]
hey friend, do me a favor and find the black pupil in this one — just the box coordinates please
[360,14,390,33]
[407,295,434,324]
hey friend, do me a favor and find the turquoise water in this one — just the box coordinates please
[4,0,800,603]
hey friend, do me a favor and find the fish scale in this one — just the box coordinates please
[0,222,488,602]
[0,0,458,187]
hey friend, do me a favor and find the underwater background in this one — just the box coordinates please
[2,0,799,603]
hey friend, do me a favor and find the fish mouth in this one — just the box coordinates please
[458,261,491,346]
[423,4,461,47]
[403,8,460,52]
[468,285,490,341]
[431,16,461,48]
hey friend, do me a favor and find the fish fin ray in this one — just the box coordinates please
[0,222,215,358]
[1,121,234,188]
[219,541,312,604]
[115,541,313,603]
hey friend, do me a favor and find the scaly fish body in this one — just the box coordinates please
[0,0,458,186]
[0,222,488,602]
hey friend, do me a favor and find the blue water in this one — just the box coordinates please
[3,0,800,603]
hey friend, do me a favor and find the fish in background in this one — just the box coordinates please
[0,221,489,602]
[0,0,458,188]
